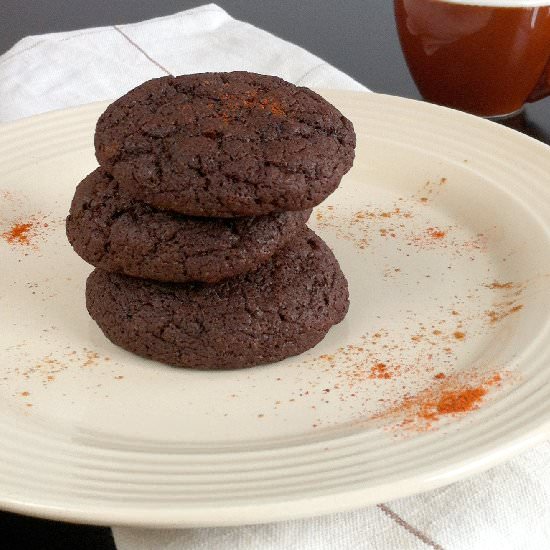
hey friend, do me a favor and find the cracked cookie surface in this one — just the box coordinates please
[66,168,310,283]
[86,229,349,370]
[95,71,356,217]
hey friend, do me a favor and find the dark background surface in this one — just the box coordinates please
[1,1,549,549]
[2,0,549,134]
[2,0,414,96]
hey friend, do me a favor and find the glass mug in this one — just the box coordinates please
[394,0,550,118]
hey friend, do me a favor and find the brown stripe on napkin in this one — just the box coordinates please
[113,25,172,76]
[378,503,446,550]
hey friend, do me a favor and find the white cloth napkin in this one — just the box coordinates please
[0,3,363,121]
[1,4,549,549]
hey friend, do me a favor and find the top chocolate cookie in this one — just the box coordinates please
[95,72,355,217]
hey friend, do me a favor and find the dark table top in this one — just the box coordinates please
[1,1,549,548]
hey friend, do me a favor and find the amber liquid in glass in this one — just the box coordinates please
[395,0,550,117]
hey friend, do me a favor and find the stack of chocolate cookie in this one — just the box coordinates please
[66,72,355,370]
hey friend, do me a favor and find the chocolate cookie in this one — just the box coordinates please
[95,72,355,217]
[66,168,310,283]
[86,229,349,370]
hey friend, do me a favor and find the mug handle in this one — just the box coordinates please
[527,55,550,103]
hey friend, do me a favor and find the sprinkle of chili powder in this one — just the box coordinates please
[427,227,446,239]
[375,371,502,432]
[260,99,285,116]
[486,304,524,324]
[486,281,515,289]
[435,387,487,415]
[369,362,393,379]
[393,382,490,428]
[217,93,286,120]
[2,222,33,245]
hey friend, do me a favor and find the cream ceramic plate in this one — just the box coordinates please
[1,92,550,527]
